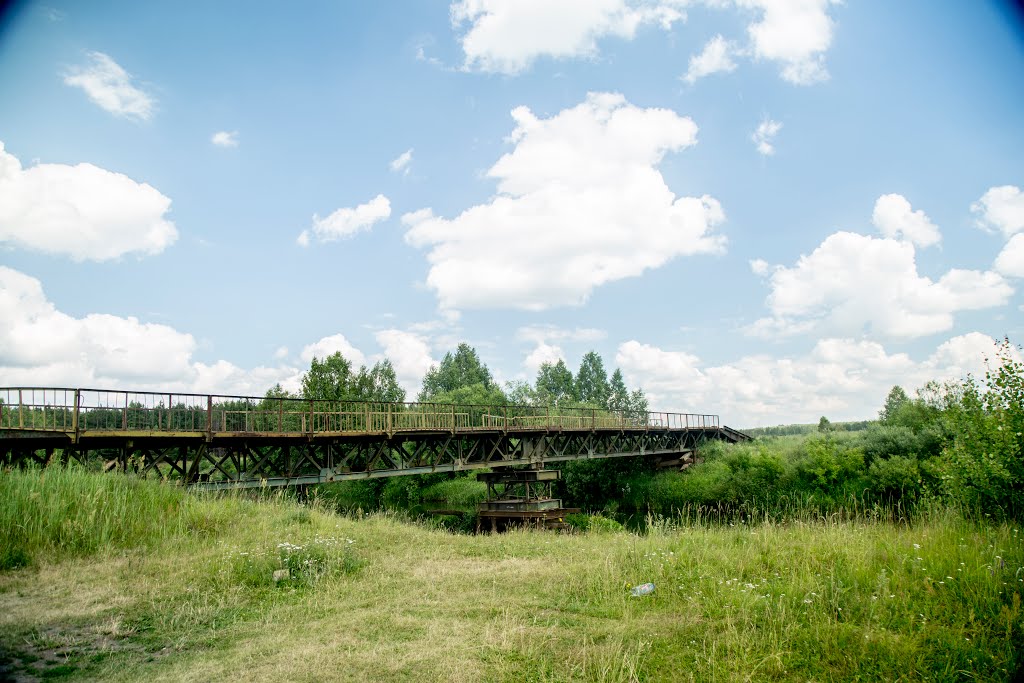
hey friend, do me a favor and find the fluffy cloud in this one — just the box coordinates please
[749,258,771,276]
[972,185,1024,239]
[0,266,297,393]
[516,325,605,374]
[0,142,178,261]
[451,0,682,74]
[389,149,413,174]
[211,131,239,148]
[449,0,838,83]
[750,231,1012,339]
[617,332,1006,426]
[683,34,739,84]
[297,194,391,246]
[995,234,1024,278]
[403,92,726,311]
[523,342,565,374]
[375,329,436,396]
[740,0,836,84]
[871,194,941,248]
[751,117,782,155]
[299,334,367,367]
[63,51,155,121]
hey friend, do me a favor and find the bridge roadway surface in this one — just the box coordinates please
[0,387,750,490]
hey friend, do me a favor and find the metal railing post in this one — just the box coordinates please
[206,395,213,440]
[18,389,23,428]
[72,389,80,440]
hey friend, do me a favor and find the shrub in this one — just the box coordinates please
[868,455,922,501]
[939,339,1024,518]
[794,434,867,495]
[860,424,921,464]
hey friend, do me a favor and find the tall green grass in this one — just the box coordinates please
[0,465,232,569]
[1,466,1022,681]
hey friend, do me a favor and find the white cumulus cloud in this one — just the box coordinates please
[0,142,178,261]
[63,51,155,121]
[740,0,837,85]
[617,332,1007,427]
[750,231,1012,339]
[450,0,683,74]
[403,92,726,312]
[299,334,367,367]
[449,0,839,84]
[523,342,566,374]
[871,193,941,248]
[516,325,605,375]
[211,131,239,148]
[389,149,414,174]
[0,266,297,393]
[751,117,782,155]
[995,234,1024,278]
[683,34,739,84]
[972,185,1024,239]
[298,194,391,246]
[375,329,437,396]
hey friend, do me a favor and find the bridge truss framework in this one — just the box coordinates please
[0,387,748,489]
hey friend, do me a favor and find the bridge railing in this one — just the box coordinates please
[0,387,719,436]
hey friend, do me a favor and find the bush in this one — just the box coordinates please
[868,455,922,501]
[860,424,921,464]
[939,339,1024,518]
[561,456,657,511]
[794,435,866,494]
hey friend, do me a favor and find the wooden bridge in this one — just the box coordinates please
[0,387,750,490]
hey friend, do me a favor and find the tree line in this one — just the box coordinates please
[267,342,651,417]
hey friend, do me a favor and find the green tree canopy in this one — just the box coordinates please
[353,359,406,404]
[504,380,537,406]
[301,353,405,403]
[608,369,630,412]
[419,343,494,401]
[301,352,354,402]
[628,388,649,418]
[535,360,576,405]
[879,385,909,424]
[575,351,610,407]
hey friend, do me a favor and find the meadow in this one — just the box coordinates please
[1,466,1021,682]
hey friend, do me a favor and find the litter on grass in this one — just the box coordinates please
[631,582,656,597]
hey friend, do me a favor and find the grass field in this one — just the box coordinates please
[1,467,1022,682]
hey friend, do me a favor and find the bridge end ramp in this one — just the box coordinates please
[720,426,753,443]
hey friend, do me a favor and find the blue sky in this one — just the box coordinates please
[0,0,1022,426]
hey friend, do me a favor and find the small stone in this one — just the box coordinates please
[273,569,289,583]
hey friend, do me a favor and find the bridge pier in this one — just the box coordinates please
[475,469,579,533]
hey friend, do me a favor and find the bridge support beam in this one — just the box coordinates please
[2,423,738,490]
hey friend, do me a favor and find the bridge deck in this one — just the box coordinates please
[0,387,746,489]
